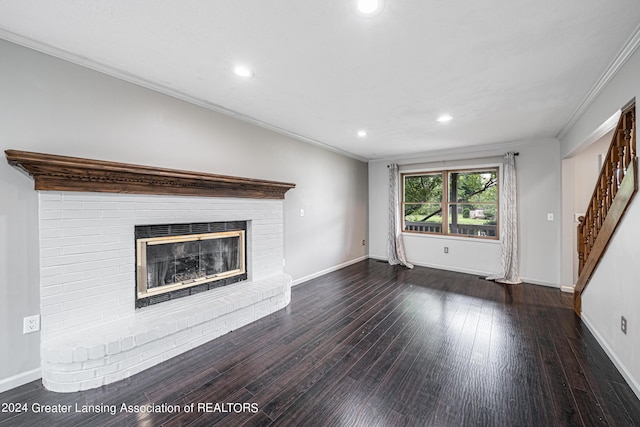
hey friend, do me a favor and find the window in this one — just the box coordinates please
[402,168,499,239]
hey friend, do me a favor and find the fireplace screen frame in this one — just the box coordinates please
[135,221,248,308]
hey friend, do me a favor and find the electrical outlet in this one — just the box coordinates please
[362,240,366,246]
[621,316,627,335]
[23,315,40,334]
[444,247,449,254]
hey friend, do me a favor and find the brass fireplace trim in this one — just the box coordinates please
[136,230,246,299]
[5,150,295,199]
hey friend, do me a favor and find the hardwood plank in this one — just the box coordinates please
[315,292,433,426]
[259,288,417,423]
[537,331,584,426]
[610,379,640,425]
[572,387,608,426]
[1,260,639,427]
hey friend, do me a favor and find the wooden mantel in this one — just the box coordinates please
[5,150,295,199]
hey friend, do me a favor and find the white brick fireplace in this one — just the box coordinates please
[38,192,291,392]
[6,150,295,392]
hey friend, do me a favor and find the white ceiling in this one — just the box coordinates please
[2,1,640,161]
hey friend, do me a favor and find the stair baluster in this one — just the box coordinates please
[574,103,637,315]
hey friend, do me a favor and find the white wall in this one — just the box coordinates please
[559,44,640,399]
[561,157,575,288]
[0,39,368,390]
[570,134,611,282]
[573,134,610,215]
[560,109,620,288]
[561,130,615,288]
[582,196,640,397]
[369,139,562,287]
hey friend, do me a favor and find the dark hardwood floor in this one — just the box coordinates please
[2,259,640,426]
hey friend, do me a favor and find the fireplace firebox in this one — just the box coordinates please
[135,221,247,308]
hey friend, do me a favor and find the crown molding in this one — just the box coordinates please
[564,109,620,158]
[0,30,368,164]
[368,138,558,164]
[556,23,640,141]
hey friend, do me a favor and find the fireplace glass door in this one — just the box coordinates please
[137,230,245,300]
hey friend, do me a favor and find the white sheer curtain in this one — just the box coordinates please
[388,164,413,269]
[486,152,521,284]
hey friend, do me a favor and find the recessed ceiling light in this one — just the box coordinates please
[357,130,367,137]
[233,65,254,78]
[437,114,453,123]
[356,0,384,15]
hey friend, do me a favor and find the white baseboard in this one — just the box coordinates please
[519,277,560,288]
[408,260,490,277]
[292,256,369,286]
[560,285,575,293]
[369,256,560,287]
[372,255,484,274]
[581,313,640,401]
[0,368,41,393]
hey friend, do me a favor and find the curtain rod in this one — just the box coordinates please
[387,152,519,167]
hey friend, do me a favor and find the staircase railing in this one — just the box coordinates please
[575,102,637,315]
